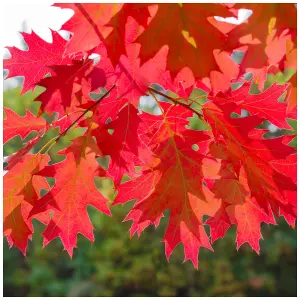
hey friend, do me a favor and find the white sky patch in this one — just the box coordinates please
[268,123,280,133]
[215,9,253,25]
[3,1,73,48]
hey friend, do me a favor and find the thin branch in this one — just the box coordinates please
[148,86,203,119]
[57,84,116,140]
[148,86,178,102]
[53,110,86,124]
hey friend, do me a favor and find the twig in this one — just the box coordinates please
[148,86,203,119]
[57,84,116,141]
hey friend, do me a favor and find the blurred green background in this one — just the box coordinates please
[3,76,297,297]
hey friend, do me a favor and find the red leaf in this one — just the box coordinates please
[4,135,41,171]
[103,18,168,106]
[209,82,290,128]
[270,154,297,227]
[29,137,111,256]
[205,202,231,243]
[88,103,153,185]
[135,4,233,80]
[4,30,68,94]
[114,103,221,268]
[203,101,296,250]
[4,108,47,144]
[54,3,123,57]
[103,3,151,65]
[208,167,277,252]
[4,154,50,254]
[226,196,274,253]
[35,59,94,116]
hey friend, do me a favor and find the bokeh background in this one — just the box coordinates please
[3,3,297,297]
[3,202,298,297]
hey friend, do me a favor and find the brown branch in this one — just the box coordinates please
[56,84,116,141]
[148,86,203,119]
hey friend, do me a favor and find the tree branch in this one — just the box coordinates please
[148,86,203,119]
[57,84,116,141]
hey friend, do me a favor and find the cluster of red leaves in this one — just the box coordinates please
[3,3,297,268]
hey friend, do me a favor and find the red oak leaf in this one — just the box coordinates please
[209,49,240,94]
[4,135,42,171]
[79,90,128,124]
[4,30,68,94]
[4,154,50,254]
[4,108,47,144]
[29,137,111,256]
[114,136,221,268]
[102,18,168,106]
[35,59,94,116]
[103,3,151,65]
[114,104,221,268]
[155,66,196,99]
[270,154,297,227]
[105,104,150,180]
[88,103,153,185]
[209,166,277,253]
[205,202,231,243]
[225,187,275,253]
[54,3,123,56]
[209,82,290,128]
[135,4,233,80]
[203,102,296,248]
[55,3,152,65]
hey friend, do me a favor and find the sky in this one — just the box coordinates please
[3,1,73,48]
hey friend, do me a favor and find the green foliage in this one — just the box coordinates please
[4,205,297,297]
